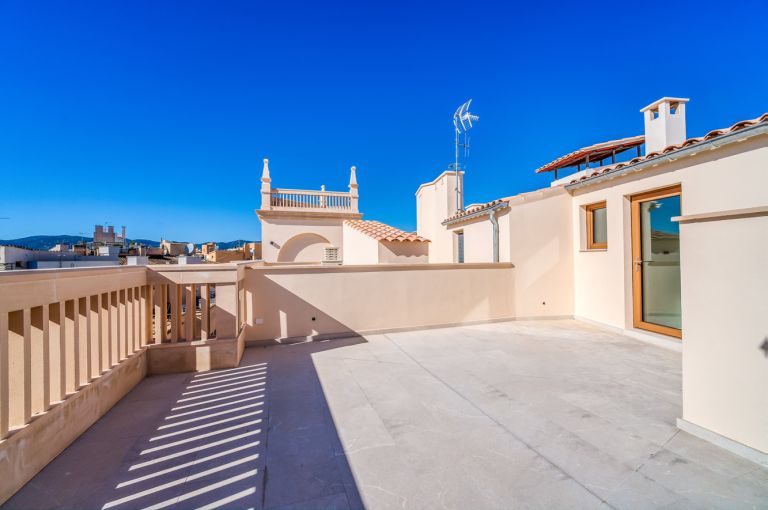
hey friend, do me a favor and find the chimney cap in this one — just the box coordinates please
[640,97,689,113]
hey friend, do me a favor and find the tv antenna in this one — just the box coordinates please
[452,99,479,212]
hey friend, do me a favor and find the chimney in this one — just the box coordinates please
[640,97,689,154]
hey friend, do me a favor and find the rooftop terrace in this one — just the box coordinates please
[3,320,767,509]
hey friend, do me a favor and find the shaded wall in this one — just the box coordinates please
[242,263,515,341]
[378,241,428,264]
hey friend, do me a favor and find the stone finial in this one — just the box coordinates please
[321,184,326,192]
[349,165,359,212]
[261,158,271,183]
[260,158,272,209]
[349,165,358,191]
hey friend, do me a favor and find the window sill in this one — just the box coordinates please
[580,248,607,252]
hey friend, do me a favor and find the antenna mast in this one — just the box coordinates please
[452,99,479,212]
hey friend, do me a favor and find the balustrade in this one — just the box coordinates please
[269,188,354,211]
[0,265,243,440]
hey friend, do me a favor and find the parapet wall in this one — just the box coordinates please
[241,263,520,342]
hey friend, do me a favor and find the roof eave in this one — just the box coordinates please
[534,135,645,174]
[442,201,510,226]
[565,123,768,191]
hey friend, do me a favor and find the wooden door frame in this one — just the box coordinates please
[630,184,683,339]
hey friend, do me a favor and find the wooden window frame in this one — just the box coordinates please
[585,202,608,250]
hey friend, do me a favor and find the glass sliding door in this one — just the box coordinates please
[631,185,682,338]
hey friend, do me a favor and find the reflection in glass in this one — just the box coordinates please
[640,195,681,329]
[592,207,607,245]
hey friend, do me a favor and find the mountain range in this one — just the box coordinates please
[0,236,254,251]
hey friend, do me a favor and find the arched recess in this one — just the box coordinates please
[277,233,332,263]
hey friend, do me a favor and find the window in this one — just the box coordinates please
[585,202,607,249]
[454,231,464,263]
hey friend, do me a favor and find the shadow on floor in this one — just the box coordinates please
[2,337,368,510]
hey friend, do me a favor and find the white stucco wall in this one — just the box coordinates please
[342,224,380,265]
[243,263,515,341]
[260,217,345,263]
[441,188,573,319]
[569,135,768,454]
[415,133,768,455]
[508,188,573,319]
[679,215,768,454]
[570,136,768,332]
[416,171,462,263]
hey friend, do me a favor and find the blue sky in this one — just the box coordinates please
[1,0,766,242]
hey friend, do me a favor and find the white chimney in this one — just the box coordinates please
[640,97,689,154]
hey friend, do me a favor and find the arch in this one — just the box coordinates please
[277,233,332,263]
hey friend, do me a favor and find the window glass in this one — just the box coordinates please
[640,195,681,329]
[592,207,607,245]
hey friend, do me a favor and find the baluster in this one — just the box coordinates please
[125,289,132,353]
[201,284,211,340]
[56,300,68,396]
[169,284,179,342]
[140,286,149,347]
[7,310,29,427]
[194,285,202,340]
[89,294,99,379]
[185,285,195,341]
[77,297,88,388]
[0,310,8,438]
[101,293,109,372]
[153,284,166,343]
[30,306,46,415]
[133,286,140,352]
[110,291,119,366]
[64,300,77,392]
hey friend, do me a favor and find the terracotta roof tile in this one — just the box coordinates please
[566,112,768,185]
[345,220,429,242]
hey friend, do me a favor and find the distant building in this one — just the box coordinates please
[93,224,126,246]
[200,241,261,263]
[205,249,245,263]
[0,245,119,270]
[160,239,188,257]
[126,256,148,266]
[244,242,262,260]
[177,255,203,265]
[97,245,121,257]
